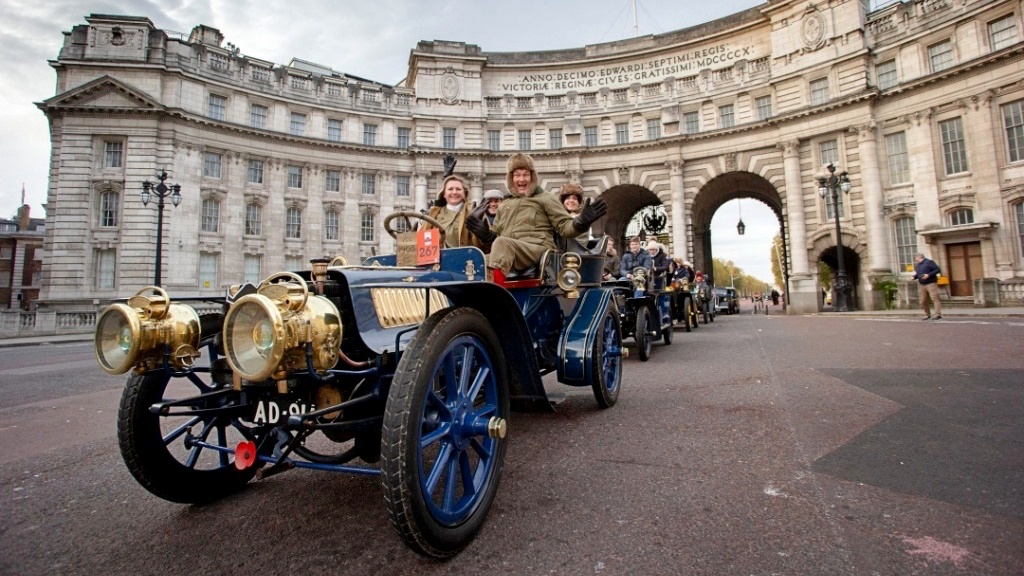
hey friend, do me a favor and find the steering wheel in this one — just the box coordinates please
[383,210,445,240]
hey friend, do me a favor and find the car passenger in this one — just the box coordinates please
[420,174,482,249]
[674,260,696,283]
[603,238,621,281]
[619,236,652,280]
[647,241,670,289]
[559,183,593,244]
[464,153,606,281]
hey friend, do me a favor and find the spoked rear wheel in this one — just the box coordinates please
[382,307,509,558]
[118,368,257,504]
[591,307,623,408]
[635,306,652,361]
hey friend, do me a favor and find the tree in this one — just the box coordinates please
[769,234,784,289]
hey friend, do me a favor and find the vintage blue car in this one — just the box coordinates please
[93,210,624,559]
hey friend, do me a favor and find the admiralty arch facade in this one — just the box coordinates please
[37,0,1024,313]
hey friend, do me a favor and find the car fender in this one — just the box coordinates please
[557,288,617,387]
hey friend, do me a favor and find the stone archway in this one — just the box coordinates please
[595,184,662,245]
[811,230,865,311]
[688,172,786,287]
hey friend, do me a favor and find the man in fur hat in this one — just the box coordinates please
[465,153,607,280]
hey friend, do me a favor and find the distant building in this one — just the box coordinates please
[36,1,1024,312]
[0,205,45,310]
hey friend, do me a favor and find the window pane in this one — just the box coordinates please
[488,130,501,151]
[893,217,917,272]
[397,175,410,197]
[199,253,218,289]
[940,117,969,174]
[1016,202,1024,257]
[885,132,910,185]
[684,112,700,134]
[989,14,1018,51]
[443,127,456,149]
[203,152,222,179]
[876,60,898,90]
[201,199,219,233]
[819,140,839,167]
[719,105,734,128]
[290,112,306,136]
[325,210,339,240]
[244,254,261,284]
[549,128,562,150]
[362,173,376,195]
[928,41,953,73]
[248,159,264,184]
[96,249,116,289]
[615,123,629,144]
[250,105,267,129]
[584,126,598,146]
[518,130,531,150]
[245,203,262,236]
[363,124,377,145]
[286,207,302,239]
[327,119,342,142]
[398,127,411,148]
[326,170,340,192]
[104,141,123,168]
[361,211,375,242]
[646,119,661,140]
[755,96,772,120]
[285,256,303,270]
[287,166,303,188]
[1002,100,1024,163]
[100,192,118,227]
[949,208,974,226]
[208,94,226,120]
[810,78,829,105]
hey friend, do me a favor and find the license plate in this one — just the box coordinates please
[250,399,315,425]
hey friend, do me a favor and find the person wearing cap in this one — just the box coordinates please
[619,236,652,280]
[647,240,670,289]
[464,153,607,279]
[559,183,593,243]
[420,174,482,249]
[481,189,504,229]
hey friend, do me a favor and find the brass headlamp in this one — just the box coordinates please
[223,272,342,382]
[557,253,583,298]
[94,286,201,375]
[631,267,648,293]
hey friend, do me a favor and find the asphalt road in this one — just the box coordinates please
[1,314,1022,575]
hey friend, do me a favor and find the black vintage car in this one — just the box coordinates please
[94,212,625,558]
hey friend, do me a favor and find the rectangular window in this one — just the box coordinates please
[719,105,734,128]
[324,210,339,241]
[928,40,954,73]
[819,139,839,167]
[199,253,218,289]
[755,96,773,121]
[398,127,411,148]
[684,112,700,134]
[397,175,411,197]
[327,119,343,142]
[488,130,501,152]
[615,122,629,144]
[290,112,306,136]
[325,170,341,192]
[243,254,261,285]
[287,165,303,188]
[646,119,661,140]
[103,141,123,168]
[584,126,598,146]
[362,173,376,195]
[96,249,116,289]
[949,208,974,226]
[284,256,303,270]
[286,208,302,239]
[363,124,377,145]
[1016,202,1024,257]
[549,128,562,150]
[518,130,532,150]
[203,152,222,179]
[250,104,267,129]
[1002,100,1024,163]
[100,192,118,227]
[810,78,830,105]
[893,217,917,272]
[207,94,226,120]
[885,132,910,185]
[940,117,969,174]
[989,14,1018,51]
[0,270,10,287]
[361,211,375,242]
[245,203,262,236]
[247,159,264,184]
[443,127,456,149]
[876,59,898,90]
[201,199,219,233]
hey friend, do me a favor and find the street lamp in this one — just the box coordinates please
[141,169,182,286]
[817,163,852,312]
[736,199,745,235]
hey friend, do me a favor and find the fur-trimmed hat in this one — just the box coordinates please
[558,183,584,202]
[505,153,538,196]
[646,240,660,251]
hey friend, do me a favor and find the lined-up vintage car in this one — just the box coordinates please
[93,211,625,558]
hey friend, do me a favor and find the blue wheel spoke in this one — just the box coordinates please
[469,436,492,460]
[442,351,460,401]
[424,441,454,494]
[466,364,489,404]
[459,449,477,497]
[441,451,462,510]
[421,423,450,449]
[426,387,452,419]
[183,418,216,468]
[216,421,229,467]
[162,415,201,446]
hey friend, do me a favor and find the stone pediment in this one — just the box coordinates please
[38,75,162,113]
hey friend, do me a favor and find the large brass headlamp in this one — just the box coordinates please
[557,253,583,299]
[94,286,201,375]
[631,267,648,293]
[223,272,342,382]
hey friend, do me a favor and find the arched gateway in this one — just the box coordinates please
[37,4,1024,315]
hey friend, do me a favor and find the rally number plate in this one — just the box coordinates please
[250,399,315,425]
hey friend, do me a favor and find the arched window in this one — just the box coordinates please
[949,208,974,226]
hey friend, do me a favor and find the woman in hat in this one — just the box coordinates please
[420,174,482,249]
[559,183,593,243]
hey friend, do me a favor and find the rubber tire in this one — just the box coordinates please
[636,307,652,362]
[591,307,622,408]
[381,307,509,559]
[118,370,257,504]
[662,323,673,345]
[689,299,698,330]
[701,302,709,325]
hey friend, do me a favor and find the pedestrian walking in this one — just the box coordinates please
[913,253,943,320]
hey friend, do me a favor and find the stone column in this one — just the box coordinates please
[855,122,889,273]
[414,171,430,213]
[908,109,941,232]
[778,139,815,313]
[469,172,483,206]
[667,158,687,260]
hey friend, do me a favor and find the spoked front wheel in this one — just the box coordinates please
[382,307,509,558]
[591,307,623,408]
[118,369,257,504]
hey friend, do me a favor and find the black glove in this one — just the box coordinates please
[573,197,607,234]
[465,201,495,243]
[442,154,457,178]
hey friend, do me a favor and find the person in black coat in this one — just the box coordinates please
[913,253,943,320]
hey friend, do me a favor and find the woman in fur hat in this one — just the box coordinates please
[465,153,607,280]
[420,174,481,249]
[559,182,593,243]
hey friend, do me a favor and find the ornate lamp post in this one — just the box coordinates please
[141,170,182,287]
[817,163,852,312]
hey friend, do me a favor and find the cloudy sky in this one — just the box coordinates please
[1,0,781,281]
